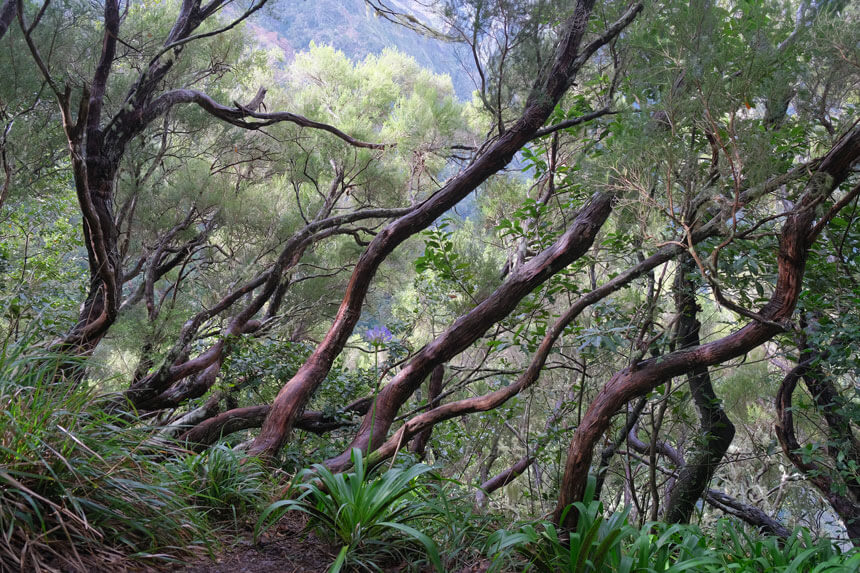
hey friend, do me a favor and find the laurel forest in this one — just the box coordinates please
[1,0,859,570]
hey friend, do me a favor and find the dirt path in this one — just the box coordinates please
[173,514,337,573]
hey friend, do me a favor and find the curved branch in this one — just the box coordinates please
[156,0,267,62]
[554,124,860,528]
[179,397,372,451]
[126,206,411,409]
[141,89,387,149]
[250,0,646,460]
[481,455,536,495]
[775,358,860,544]
[339,193,613,471]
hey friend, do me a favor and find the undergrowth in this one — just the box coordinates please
[486,477,860,572]
[3,336,858,573]
[0,340,272,571]
[257,449,445,572]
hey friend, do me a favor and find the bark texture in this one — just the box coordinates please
[554,125,860,528]
[18,0,382,375]
[179,397,372,451]
[326,191,613,471]
[664,255,736,524]
[248,0,644,459]
[481,455,537,494]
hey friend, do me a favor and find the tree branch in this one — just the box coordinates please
[140,89,387,150]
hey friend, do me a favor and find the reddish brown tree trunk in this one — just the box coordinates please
[554,125,860,528]
[481,455,537,494]
[248,0,644,460]
[325,192,613,471]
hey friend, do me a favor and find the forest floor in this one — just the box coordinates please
[151,511,492,573]
[169,513,337,573]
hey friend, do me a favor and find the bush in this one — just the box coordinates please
[256,448,443,572]
[171,443,271,524]
[485,476,859,572]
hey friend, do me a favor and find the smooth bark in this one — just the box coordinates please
[554,125,860,528]
[179,397,372,452]
[481,455,537,494]
[327,192,613,471]
[248,0,644,459]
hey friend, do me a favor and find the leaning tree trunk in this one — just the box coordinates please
[663,255,735,524]
[554,125,860,529]
[325,192,613,471]
[775,348,860,545]
[247,0,645,460]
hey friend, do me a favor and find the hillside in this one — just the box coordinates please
[255,0,474,99]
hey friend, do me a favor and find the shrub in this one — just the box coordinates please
[485,476,859,572]
[171,443,271,523]
[256,448,443,572]
[0,342,211,571]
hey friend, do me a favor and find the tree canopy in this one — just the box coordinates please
[1,0,860,570]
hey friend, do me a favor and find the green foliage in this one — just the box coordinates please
[420,481,502,571]
[170,444,271,522]
[487,477,639,572]
[0,340,211,570]
[0,189,87,340]
[414,218,474,292]
[256,448,443,572]
[222,338,315,405]
[486,478,858,572]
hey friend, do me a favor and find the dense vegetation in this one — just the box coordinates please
[1,0,859,570]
